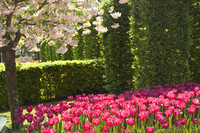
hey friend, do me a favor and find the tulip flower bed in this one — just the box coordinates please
[14,82,200,133]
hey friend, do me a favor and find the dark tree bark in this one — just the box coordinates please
[0,48,2,62]
[2,43,19,130]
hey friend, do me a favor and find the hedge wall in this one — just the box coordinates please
[0,60,106,109]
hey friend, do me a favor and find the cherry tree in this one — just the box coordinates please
[0,0,99,129]
[0,0,126,129]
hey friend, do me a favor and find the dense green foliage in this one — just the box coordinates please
[130,0,193,89]
[101,0,134,94]
[189,1,200,83]
[0,60,106,109]
[40,39,74,62]
[83,16,102,59]
[62,45,74,60]
[74,25,85,60]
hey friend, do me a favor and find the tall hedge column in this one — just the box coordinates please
[130,0,193,89]
[84,16,101,59]
[102,0,133,94]
[189,1,200,83]
[75,26,85,60]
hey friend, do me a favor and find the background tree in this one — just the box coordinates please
[101,0,134,94]
[130,0,193,89]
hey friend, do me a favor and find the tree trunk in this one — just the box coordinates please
[0,48,2,62]
[2,43,19,130]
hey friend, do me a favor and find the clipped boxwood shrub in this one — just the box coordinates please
[0,59,106,109]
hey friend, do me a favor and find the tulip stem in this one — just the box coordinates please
[189,114,192,133]
[127,124,129,130]
[198,108,200,126]
[141,121,144,133]
[59,120,62,133]
[195,125,198,133]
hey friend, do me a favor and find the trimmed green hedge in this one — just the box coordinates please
[0,60,106,109]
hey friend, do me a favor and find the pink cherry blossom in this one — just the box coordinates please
[56,45,68,54]
[83,29,91,35]
[111,23,120,28]
[48,40,55,46]
[83,22,91,27]
[98,10,104,16]
[119,0,127,4]
[111,12,122,19]
[95,26,108,33]
[89,10,97,16]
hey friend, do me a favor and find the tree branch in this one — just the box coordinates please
[37,0,47,11]
[14,0,25,5]
[14,30,22,44]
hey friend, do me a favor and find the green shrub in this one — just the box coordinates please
[0,59,106,109]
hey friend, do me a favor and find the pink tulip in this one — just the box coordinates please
[130,108,137,116]
[163,99,170,108]
[138,111,149,121]
[174,120,181,127]
[89,130,96,133]
[146,127,154,133]
[82,123,92,131]
[174,109,181,117]
[17,107,23,113]
[64,121,73,131]
[192,118,198,124]
[120,109,130,119]
[67,96,74,101]
[187,106,196,114]
[162,122,169,129]
[53,118,59,124]
[113,117,122,126]
[27,125,33,133]
[106,117,114,127]
[92,117,100,126]
[25,113,33,123]
[122,130,131,133]
[179,102,186,110]
[192,98,199,105]
[73,117,80,125]
[48,118,54,126]
[27,106,33,113]
[47,112,54,119]
[32,123,41,131]
[164,110,172,117]
[33,116,41,124]
[102,126,109,132]
[126,118,136,126]
[42,128,56,133]
[43,122,48,128]
[156,115,166,124]
[181,118,187,125]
